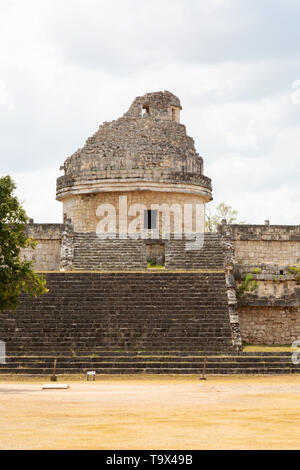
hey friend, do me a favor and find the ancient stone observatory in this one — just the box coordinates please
[56,91,212,233]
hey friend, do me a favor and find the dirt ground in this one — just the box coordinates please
[0,374,299,450]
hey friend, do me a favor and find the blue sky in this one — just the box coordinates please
[0,0,299,223]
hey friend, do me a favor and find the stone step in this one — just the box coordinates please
[2,351,296,357]
[1,365,298,373]
[72,233,226,270]
[1,271,234,355]
[2,356,298,364]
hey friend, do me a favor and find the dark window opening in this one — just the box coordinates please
[172,108,176,121]
[280,270,284,275]
[144,210,157,229]
[142,105,150,116]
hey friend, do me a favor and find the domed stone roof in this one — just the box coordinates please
[56,91,212,201]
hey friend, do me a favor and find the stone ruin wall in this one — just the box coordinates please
[56,91,212,234]
[234,239,300,265]
[19,223,68,271]
[57,91,207,194]
[238,306,300,344]
[62,190,206,233]
[219,224,300,345]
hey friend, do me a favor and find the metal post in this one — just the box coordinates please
[200,355,207,380]
[51,359,57,382]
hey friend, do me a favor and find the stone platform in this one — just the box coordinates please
[0,352,298,375]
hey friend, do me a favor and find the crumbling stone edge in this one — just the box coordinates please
[218,225,243,351]
[60,220,74,271]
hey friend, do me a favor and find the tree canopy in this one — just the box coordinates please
[206,202,245,232]
[0,175,48,311]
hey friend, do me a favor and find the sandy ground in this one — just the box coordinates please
[0,374,300,450]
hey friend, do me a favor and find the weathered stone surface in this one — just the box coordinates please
[219,224,300,345]
[73,233,147,270]
[218,224,300,265]
[60,223,74,271]
[165,233,225,270]
[57,91,210,195]
[20,224,68,271]
[0,272,234,355]
[16,91,300,353]
[56,91,212,233]
[239,306,300,344]
[1,351,299,375]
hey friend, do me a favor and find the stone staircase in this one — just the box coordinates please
[0,352,298,375]
[5,233,291,375]
[73,233,226,271]
[1,273,298,375]
[165,233,225,270]
[73,233,147,270]
[0,272,233,368]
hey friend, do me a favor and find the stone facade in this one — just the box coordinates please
[222,224,300,265]
[56,91,211,234]
[235,240,300,265]
[62,190,206,233]
[17,91,300,349]
[219,223,300,344]
[239,306,300,345]
[20,223,67,271]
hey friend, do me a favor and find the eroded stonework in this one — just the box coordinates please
[17,91,300,348]
[56,91,211,233]
[19,223,67,271]
[219,223,300,344]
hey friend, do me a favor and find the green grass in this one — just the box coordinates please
[147,263,165,269]
[147,258,165,269]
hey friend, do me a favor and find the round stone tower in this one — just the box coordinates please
[56,90,212,233]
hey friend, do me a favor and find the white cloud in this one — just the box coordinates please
[210,184,300,225]
[0,80,14,110]
[200,94,292,153]
[12,165,62,223]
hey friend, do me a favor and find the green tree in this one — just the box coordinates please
[206,202,244,232]
[0,175,48,311]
